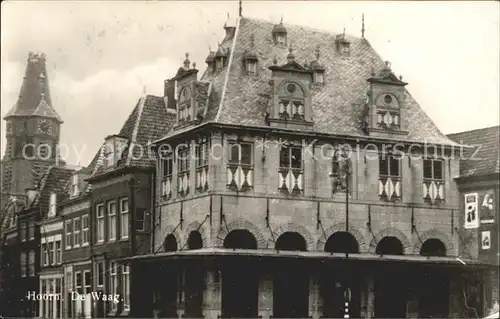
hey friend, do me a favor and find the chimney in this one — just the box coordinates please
[164,79,177,113]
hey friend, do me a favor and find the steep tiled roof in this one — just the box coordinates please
[33,166,74,215]
[158,17,457,146]
[90,95,175,177]
[4,52,62,123]
[447,126,500,176]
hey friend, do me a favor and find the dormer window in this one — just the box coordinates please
[48,193,57,217]
[103,135,128,169]
[178,87,192,123]
[243,35,259,75]
[335,32,351,55]
[215,47,229,71]
[313,72,324,84]
[278,82,305,121]
[376,93,400,129]
[272,18,288,45]
[71,174,79,198]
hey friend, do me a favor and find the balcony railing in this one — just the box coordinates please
[378,175,401,201]
[423,179,445,204]
[278,168,304,194]
[161,175,172,200]
[227,163,253,191]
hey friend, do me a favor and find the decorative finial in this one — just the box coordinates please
[287,43,295,62]
[370,66,375,76]
[280,15,283,24]
[273,55,277,65]
[399,75,403,80]
[343,28,346,38]
[183,52,190,69]
[385,61,391,70]
[250,34,255,48]
[143,86,147,95]
[288,43,293,55]
[315,45,320,60]
[193,62,197,69]
[239,0,242,17]
[361,14,365,38]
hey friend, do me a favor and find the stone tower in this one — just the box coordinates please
[1,52,64,205]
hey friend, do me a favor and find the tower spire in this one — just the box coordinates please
[361,13,365,38]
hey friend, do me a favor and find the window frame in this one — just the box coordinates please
[108,201,117,242]
[177,145,191,174]
[279,145,303,170]
[65,220,72,249]
[96,204,105,243]
[120,198,129,239]
[423,158,444,181]
[71,174,79,197]
[109,262,118,311]
[28,250,35,276]
[73,217,81,248]
[378,153,402,178]
[83,270,91,294]
[55,240,62,264]
[228,142,253,166]
[135,209,145,232]
[161,152,173,178]
[122,264,130,311]
[97,261,105,288]
[81,215,89,246]
[75,271,83,294]
[48,193,57,217]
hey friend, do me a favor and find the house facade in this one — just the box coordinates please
[86,93,175,317]
[449,126,500,317]
[126,15,489,319]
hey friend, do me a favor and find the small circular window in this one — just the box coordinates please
[384,94,393,104]
[287,83,296,94]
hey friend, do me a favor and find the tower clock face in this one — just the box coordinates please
[37,120,52,134]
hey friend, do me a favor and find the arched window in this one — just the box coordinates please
[278,82,305,121]
[223,229,257,249]
[325,232,359,254]
[164,234,178,252]
[187,231,203,250]
[375,236,404,255]
[275,232,307,251]
[420,238,447,257]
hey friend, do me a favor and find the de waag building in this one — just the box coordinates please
[124,15,490,319]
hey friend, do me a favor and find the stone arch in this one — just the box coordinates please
[316,223,367,252]
[158,225,182,251]
[413,229,455,256]
[215,218,267,249]
[369,227,412,255]
[182,221,209,248]
[272,222,315,251]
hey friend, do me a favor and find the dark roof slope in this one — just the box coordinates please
[34,166,74,215]
[159,17,456,146]
[448,125,500,176]
[90,94,176,177]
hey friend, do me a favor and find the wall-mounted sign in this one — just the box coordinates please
[481,231,491,250]
[480,191,495,224]
[464,193,479,229]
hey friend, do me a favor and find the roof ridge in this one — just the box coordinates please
[242,16,361,41]
[447,125,500,136]
[126,95,147,166]
[215,16,241,122]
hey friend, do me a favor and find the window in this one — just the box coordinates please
[108,201,117,241]
[196,139,209,168]
[73,218,81,247]
[122,265,130,311]
[280,145,302,170]
[379,154,401,177]
[75,272,83,294]
[48,193,57,217]
[423,158,445,203]
[227,142,254,190]
[313,71,324,84]
[228,142,253,166]
[71,174,79,197]
[177,145,190,173]
[161,152,173,177]
[104,140,115,169]
[278,145,304,193]
[276,34,286,45]
[423,159,444,180]
[96,204,105,243]
[39,141,51,159]
[65,220,72,249]
[178,87,192,123]
[20,221,27,242]
[27,223,34,240]
[20,252,27,277]
[120,198,129,239]
[55,241,61,264]
[81,215,89,246]
[97,262,105,287]
[43,243,49,266]
[28,250,35,276]
[378,154,402,201]
[278,83,305,121]
[246,60,257,74]
[83,270,91,294]
[136,209,145,231]
[48,242,54,265]
[109,262,118,311]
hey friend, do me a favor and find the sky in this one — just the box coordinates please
[1,1,499,166]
